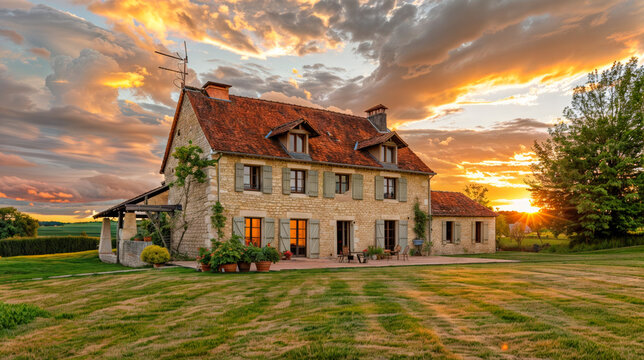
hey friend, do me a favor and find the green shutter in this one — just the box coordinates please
[374,176,384,200]
[352,174,363,200]
[350,222,355,253]
[483,222,489,244]
[307,170,318,197]
[441,221,447,245]
[262,218,274,247]
[279,219,290,252]
[323,171,335,198]
[282,167,290,195]
[309,219,320,258]
[455,222,461,244]
[471,222,476,244]
[262,166,272,194]
[375,220,385,248]
[235,163,244,192]
[398,178,407,202]
[398,220,408,249]
[233,217,244,241]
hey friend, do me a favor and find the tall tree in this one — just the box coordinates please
[529,58,644,241]
[463,183,491,208]
[0,207,39,239]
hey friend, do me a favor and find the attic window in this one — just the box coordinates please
[382,145,396,164]
[288,132,307,153]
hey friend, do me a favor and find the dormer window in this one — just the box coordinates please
[383,145,396,163]
[289,132,307,153]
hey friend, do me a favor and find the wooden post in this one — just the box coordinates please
[117,210,123,264]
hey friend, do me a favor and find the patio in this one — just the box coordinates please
[171,255,517,271]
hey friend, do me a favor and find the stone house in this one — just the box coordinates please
[153,81,496,258]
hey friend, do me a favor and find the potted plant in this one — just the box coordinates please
[252,245,280,272]
[130,234,142,242]
[238,244,253,272]
[367,245,384,260]
[140,245,170,268]
[209,237,241,273]
[196,247,212,272]
[282,250,293,260]
[143,235,152,242]
[412,201,429,248]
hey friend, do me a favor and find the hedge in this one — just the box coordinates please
[0,236,99,257]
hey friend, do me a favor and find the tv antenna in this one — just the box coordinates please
[155,41,188,89]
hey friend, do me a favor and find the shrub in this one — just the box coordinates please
[140,245,170,265]
[0,302,49,330]
[196,247,212,265]
[250,246,280,263]
[239,244,254,263]
[0,236,99,257]
[209,237,242,267]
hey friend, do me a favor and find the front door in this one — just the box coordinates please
[337,221,351,254]
[290,219,307,257]
[384,220,396,251]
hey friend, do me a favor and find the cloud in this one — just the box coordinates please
[28,47,50,58]
[0,28,23,44]
[0,153,35,167]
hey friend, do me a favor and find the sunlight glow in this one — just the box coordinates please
[494,198,540,213]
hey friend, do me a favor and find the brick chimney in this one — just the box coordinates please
[203,81,232,101]
[365,104,388,132]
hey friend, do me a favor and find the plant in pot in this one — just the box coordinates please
[196,247,212,272]
[140,245,170,268]
[209,237,241,273]
[282,250,293,260]
[412,201,429,252]
[238,243,254,272]
[252,245,280,272]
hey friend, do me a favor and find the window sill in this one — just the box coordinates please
[243,190,264,195]
[383,198,398,203]
[290,193,307,198]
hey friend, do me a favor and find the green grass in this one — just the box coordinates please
[0,250,128,282]
[497,233,570,251]
[37,222,116,238]
[0,302,49,331]
[1,247,643,359]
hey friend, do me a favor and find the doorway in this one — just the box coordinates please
[337,221,351,254]
[290,219,307,256]
[384,220,396,251]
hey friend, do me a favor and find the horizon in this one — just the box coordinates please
[1,1,643,222]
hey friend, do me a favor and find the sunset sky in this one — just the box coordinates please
[1,0,643,222]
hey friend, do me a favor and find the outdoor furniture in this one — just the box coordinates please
[356,252,368,263]
[337,249,346,263]
[401,245,410,261]
[384,249,392,261]
[393,245,402,260]
[343,246,355,263]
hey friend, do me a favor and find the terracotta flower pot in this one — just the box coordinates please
[153,263,163,268]
[221,263,237,273]
[255,261,272,272]
[144,236,152,242]
[238,262,251,272]
[200,263,211,272]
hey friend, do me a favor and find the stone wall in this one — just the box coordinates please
[430,216,496,255]
[119,240,153,267]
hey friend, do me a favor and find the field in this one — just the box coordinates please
[1,247,643,359]
[38,222,116,238]
[497,232,570,251]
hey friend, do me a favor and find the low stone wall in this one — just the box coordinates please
[119,240,153,267]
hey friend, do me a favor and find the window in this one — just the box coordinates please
[291,169,306,193]
[445,221,454,243]
[288,133,307,153]
[383,145,395,163]
[384,220,396,251]
[384,177,396,199]
[290,219,307,256]
[475,221,482,243]
[243,165,261,191]
[245,217,261,246]
[335,174,350,194]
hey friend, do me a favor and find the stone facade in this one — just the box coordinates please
[119,240,153,267]
[430,216,496,255]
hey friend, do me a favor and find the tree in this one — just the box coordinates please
[529,58,644,242]
[509,222,526,251]
[0,207,39,239]
[463,183,491,208]
[495,214,509,241]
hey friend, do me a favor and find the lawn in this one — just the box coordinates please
[1,247,643,359]
[497,232,570,251]
[38,222,117,238]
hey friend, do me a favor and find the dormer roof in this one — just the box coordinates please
[266,118,320,138]
[355,131,408,150]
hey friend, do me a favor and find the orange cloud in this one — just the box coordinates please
[102,70,146,88]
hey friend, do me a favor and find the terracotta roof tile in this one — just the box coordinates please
[431,191,497,217]
[267,118,320,138]
[356,132,408,150]
[166,90,434,174]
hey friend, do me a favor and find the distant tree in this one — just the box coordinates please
[495,214,509,241]
[529,58,644,242]
[0,207,39,239]
[80,231,87,237]
[463,183,491,209]
[509,222,526,251]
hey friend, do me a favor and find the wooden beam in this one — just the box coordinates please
[124,204,182,212]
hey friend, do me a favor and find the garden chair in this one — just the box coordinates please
[393,245,402,260]
[383,249,392,261]
[401,245,410,261]
[337,248,346,263]
[343,246,355,263]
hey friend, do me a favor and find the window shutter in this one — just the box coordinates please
[442,221,447,245]
[374,176,384,200]
[278,219,290,252]
[233,217,244,241]
[350,222,355,253]
[455,222,461,244]
[235,163,244,192]
[398,178,407,202]
[262,218,274,247]
[307,170,318,197]
[282,167,290,194]
[375,220,385,248]
[483,222,489,244]
[471,222,476,244]
[309,219,320,258]
[323,171,335,198]
[398,220,408,249]
[352,174,363,200]
[262,166,272,194]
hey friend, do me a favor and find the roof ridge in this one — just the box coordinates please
[228,94,367,120]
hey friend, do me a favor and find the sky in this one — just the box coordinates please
[0,0,643,222]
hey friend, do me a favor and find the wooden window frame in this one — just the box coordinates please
[335,174,350,194]
[290,169,306,193]
[383,145,396,163]
[384,220,396,251]
[290,219,307,257]
[244,217,262,246]
[243,165,261,191]
[288,133,307,153]
[475,221,482,243]
[445,221,454,243]
[384,177,396,199]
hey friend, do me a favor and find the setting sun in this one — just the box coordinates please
[495,198,540,213]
